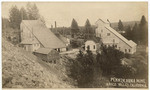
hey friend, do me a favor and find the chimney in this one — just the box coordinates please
[55,21,57,28]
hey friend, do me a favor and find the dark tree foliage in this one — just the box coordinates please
[125,25,132,40]
[71,18,79,38]
[70,44,147,87]
[100,46,123,76]
[139,15,148,45]
[132,23,139,43]
[69,48,94,87]
[84,19,94,39]
[2,18,10,29]
[123,15,148,46]
[70,39,80,48]
[118,20,124,31]
[9,5,22,29]
[140,15,147,26]
[20,7,28,20]
[96,45,134,78]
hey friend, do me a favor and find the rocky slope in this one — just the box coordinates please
[2,38,74,88]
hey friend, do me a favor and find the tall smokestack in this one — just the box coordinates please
[55,21,57,28]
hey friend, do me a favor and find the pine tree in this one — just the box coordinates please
[118,20,124,31]
[140,15,147,26]
[26,3,40,20]
[85,19,93,39]
[20,7,28,20]
[132,23,139,43]
[125,25,132,40]
[139,15,148,45]
[9,5,22,29]
[71,18,79,38]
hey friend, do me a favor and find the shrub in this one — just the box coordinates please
[69,49,95,87]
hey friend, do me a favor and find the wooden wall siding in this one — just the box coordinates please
[34,50,60,63]
[34,53,48,61]
[47,50,60,63]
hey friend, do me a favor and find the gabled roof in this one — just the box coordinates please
[21,39,39,45]
[95,19,109,25]
[128,40,137,47]
[86,37,101,43]
[105,26,137,47]
[55,33,68,44]
[95,19,137,47]
[21,20,66,48]
[34,48,53,54]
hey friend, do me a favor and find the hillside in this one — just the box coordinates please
[2,38,74,88]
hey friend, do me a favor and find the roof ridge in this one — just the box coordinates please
[105,26,136,47]
[22,21,45,47]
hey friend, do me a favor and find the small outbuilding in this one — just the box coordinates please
[85,39,101,52]
[33,48,60,63]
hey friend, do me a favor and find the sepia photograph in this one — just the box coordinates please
[1,1,148,89]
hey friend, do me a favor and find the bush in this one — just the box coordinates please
[99,46,124,76]
[69,49,95,87]
[124,53,131,59]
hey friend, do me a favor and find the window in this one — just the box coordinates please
[58,48,60,52]
[93,45,95,49]
[119,47,121,50]
[129,49,131,52]
[125,49,127,52]
[115,45,117,48]
[107,33,110,36]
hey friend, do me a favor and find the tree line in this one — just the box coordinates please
[118,16,148,46]
[70,15,148,46]
[70,18,95,40]
[2,3,44,43]
[2,2,44,30]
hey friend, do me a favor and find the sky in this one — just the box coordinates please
[2,2,148,28]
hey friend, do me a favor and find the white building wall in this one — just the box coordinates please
[61,48,67,52]
[21,22,41,52]
[66,38,70,46]
[95,20,136,54]
[32,43,41,51]
[85,41,97,52]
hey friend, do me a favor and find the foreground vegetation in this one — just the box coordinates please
[69,45,148,88]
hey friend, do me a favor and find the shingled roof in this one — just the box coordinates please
[21,20,66,48]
